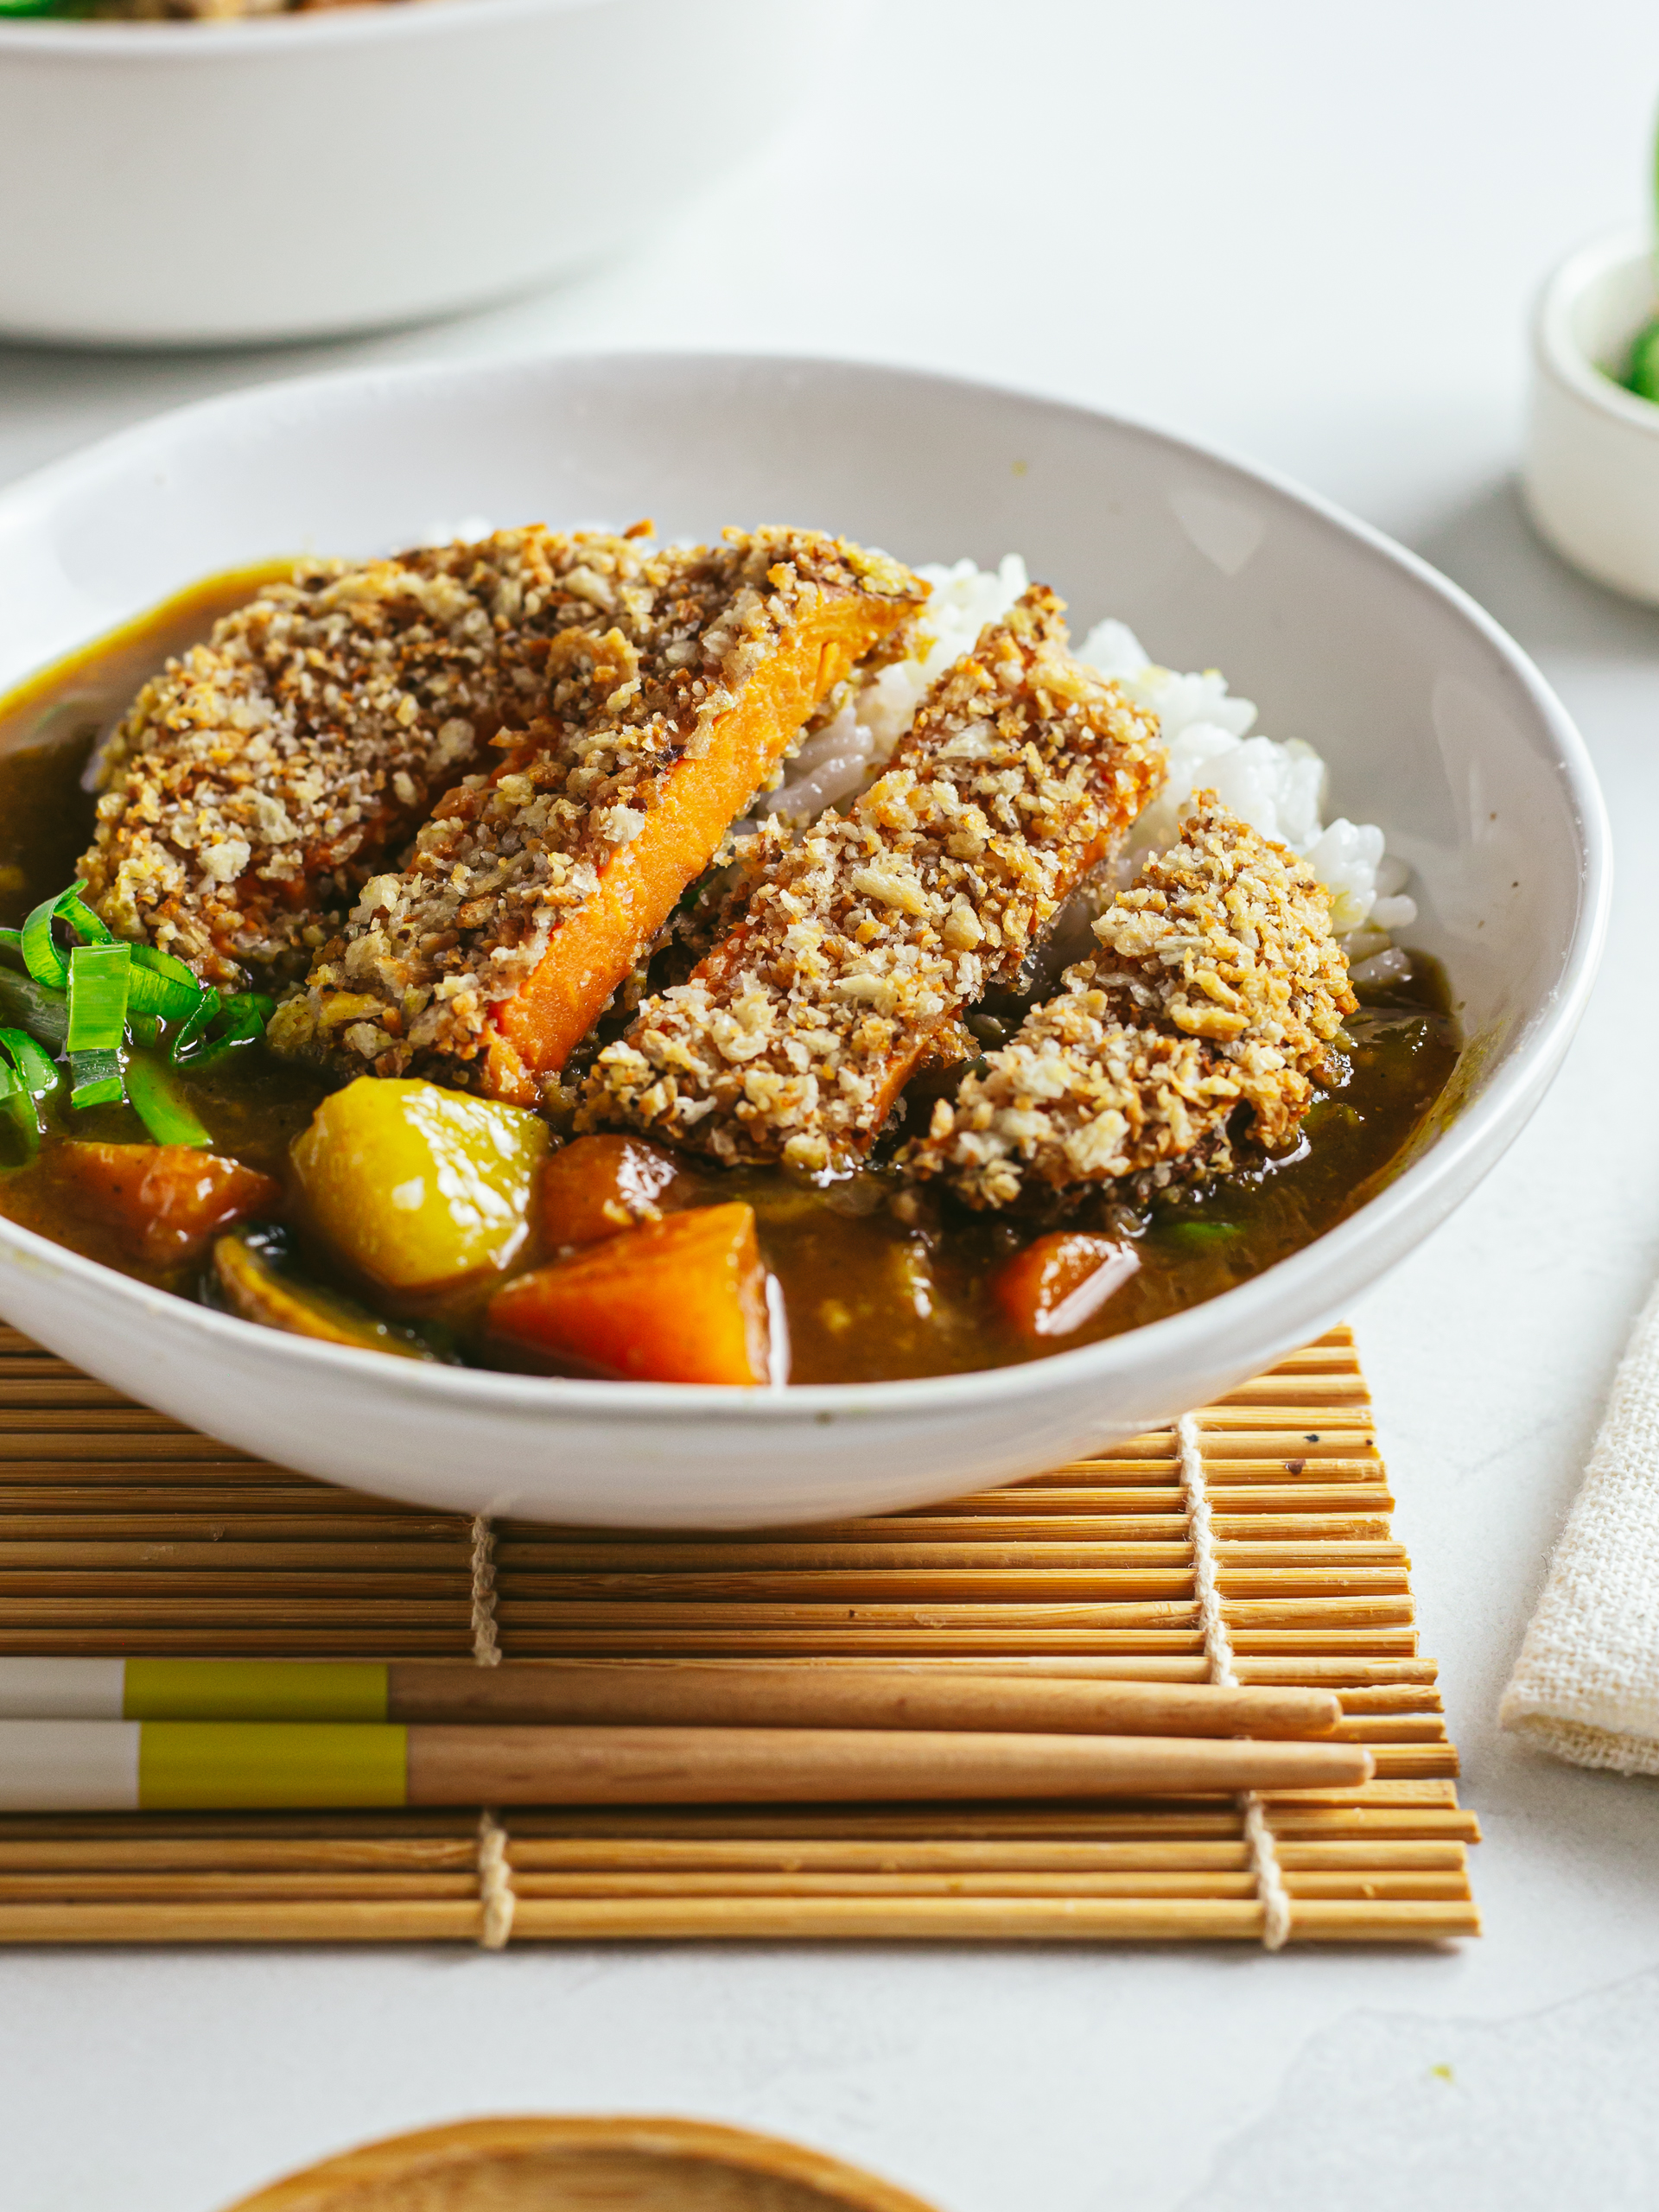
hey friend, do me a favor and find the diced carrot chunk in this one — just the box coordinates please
[995,1232,1140,1339]
[539,1135,687,1249]
[489,1201,773,1384]
[489,594,903,1084]
[57,1144,281,1270]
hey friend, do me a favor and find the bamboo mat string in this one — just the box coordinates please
[469,1516,502,1669]
[474,1808,516,1950]
[1178,1412,1292,1951]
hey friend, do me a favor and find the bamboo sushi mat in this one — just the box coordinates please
[0,1320,1477,1948]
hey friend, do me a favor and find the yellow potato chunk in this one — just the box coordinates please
[292,1077,549,1292]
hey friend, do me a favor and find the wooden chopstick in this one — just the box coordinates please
[0,1718,1373,1810]
[403,1726,1372,1807]
[384,1661,1343,1738]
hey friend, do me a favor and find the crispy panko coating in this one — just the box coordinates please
[269,529,925,1099]
[582,587,1165,1173]
[904,796,1356,1209]
[80,529,658,988]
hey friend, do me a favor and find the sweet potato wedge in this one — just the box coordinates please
[538,1134,687,1249]
[994,1232,1140,1339]
[57,1143,281,1270]
[489,582,913,1091]
[488,1202,773,1385]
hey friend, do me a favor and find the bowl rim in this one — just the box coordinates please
[0,0,612,57]
[0,346,1614,1428]
[1535,224,1659,435]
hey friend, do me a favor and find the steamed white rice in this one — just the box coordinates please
[764,554,1416,960]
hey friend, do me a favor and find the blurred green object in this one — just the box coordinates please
[1625,318,1659,403]
[0,0,64,15]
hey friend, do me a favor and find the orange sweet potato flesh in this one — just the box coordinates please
[487,596,906,1090]
[488,1201,772,1384]
[539,1135,688,1249]
[995,1232,1141,1341]
[57,1143,282,1271]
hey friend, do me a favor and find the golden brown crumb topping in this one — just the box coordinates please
[81,528,655,988]
[905,796,1357,1208]
[267,528,925,1086]
[582,588,1165,1173]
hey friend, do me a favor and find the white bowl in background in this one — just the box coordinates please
[1524,226,1659,605]
[0,354,1611,1526]
[0,0,829,346]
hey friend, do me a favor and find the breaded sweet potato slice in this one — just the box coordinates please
[270,529,925,1103]
[80,529,656,988]
[903,797,1356,1209]
[581,587,1164,1174]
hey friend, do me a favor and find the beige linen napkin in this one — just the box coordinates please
[1502,1278,1659,1772]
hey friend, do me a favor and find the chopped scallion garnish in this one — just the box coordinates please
[127,943,210,1022]
[68,1051,125,1111]
[67,940,131,1052]
[0,967,68,1052]
[180,990,275,1069]
[0,1027,59,1152]
[124,1052,213,1149]
[0,879,272,1122]
[67,940,132,1113]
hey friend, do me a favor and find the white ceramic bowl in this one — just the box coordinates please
[0,0,826,346]
[0,354,1611,1527]
[1524,226,1659,604]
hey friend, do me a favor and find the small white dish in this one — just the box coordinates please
[0,353,1611,1527]
[1524,226,1659,605]
[0,0,827,346]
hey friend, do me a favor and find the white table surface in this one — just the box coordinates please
[6,3,1659,2204]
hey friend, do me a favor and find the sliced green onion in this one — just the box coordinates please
[0,967,67,1053]
[175,989,273,1070]
[20,896,68,992]
[0,1028,60,1101]
[204,991,274,1065]
[124,1052,212,1149]
[68,1050,124,1111]
[67,940,131,1053]
[67,941,131,1113]
[0,1027,59,1150]
[170,988,223,1065]
[127,944,209,1023]
[0,928,21,957]
[20,884,113,994]
[56,887,113,946]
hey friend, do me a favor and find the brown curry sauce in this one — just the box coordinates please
[0,569,1460,1386]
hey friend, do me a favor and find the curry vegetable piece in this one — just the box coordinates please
[995,1231,1140,1340]
[57,1143,281,1270]
[538,1133,688,1249]
[582,587,1163,1173]
[213,1231,441,1360]
[290,1077,549,1293]
[488,1202,775,1386]
[905,797,1356,1209]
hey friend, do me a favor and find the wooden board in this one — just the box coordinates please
[0,1322,1478,1945]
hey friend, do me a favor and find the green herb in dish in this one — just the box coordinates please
[1624,318,1659,404]
[0,876,271,1140]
